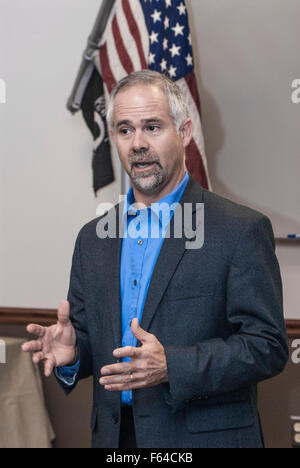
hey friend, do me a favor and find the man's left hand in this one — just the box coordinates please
[99,319,168,391]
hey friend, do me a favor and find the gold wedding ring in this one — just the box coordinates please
[130,373,134,382]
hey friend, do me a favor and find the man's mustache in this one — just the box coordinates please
[128,151,162,168]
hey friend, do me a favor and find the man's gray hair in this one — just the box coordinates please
[107,70,190,132]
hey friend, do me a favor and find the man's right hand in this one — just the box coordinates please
[21,300,77,377]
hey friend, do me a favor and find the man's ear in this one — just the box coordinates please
[179,119,194,148]
[109,128,115,143]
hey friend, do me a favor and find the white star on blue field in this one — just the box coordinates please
[141,0,194,80]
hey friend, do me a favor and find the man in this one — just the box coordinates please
[22,70,288,448]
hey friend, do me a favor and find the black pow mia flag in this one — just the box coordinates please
[81,68,114,194]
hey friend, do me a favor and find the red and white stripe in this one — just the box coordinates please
[99,0,211,190]
[178,74,211,190]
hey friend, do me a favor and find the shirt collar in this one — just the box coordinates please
[123,172,190,230]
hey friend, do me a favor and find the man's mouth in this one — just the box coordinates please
[132,162,158,171]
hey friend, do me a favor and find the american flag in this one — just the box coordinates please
[97,0,211,190]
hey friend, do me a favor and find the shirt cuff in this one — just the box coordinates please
[55,360,80,386]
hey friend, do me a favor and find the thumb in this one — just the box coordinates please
[57,300,70,325]
[130,318,151,344]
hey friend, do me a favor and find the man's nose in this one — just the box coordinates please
[132,130,149,152]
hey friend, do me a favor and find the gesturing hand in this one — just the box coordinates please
[99,318,168,392]
[21,301,77,377]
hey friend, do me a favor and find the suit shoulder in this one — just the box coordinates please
[200,189,275,254]
[203,188,270,227]
[75,203,121,244]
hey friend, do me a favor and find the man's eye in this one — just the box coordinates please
[147,125,159,132]
[119,128,131,135]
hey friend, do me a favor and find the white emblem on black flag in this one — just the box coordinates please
[81,69,114,194]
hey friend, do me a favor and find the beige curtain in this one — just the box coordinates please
[0,337,55,448]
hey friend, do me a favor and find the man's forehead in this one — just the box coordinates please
[114,84,170,119]
[114,100,166,116]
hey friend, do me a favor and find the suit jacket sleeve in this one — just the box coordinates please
[55,229,93,394]
[164,215,289,413]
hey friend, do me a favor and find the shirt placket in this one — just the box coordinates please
[122,211,149,349]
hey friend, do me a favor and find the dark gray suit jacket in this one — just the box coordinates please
[58,176,288,448]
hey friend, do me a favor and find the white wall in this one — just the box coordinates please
[0,0,122,308]
[190,0,300,235]
[0,0,299,318]
[189,0,300,319]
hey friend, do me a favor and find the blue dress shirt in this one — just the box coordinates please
[57,172,190,406]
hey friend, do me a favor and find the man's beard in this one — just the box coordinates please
[128,150,165,194]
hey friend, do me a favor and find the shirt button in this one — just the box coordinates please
[138,239,143,245]
[133,280,137,286]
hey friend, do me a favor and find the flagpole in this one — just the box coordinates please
[66,0,116,114]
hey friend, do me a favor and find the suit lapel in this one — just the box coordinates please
[140,177,204,333]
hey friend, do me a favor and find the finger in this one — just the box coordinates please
[44,358,55,377]
[99,372,133,386]
[22,340,42,353]
[32,351,44,364]
[104,376,147,392]
[26,324,46,338]
[57,300,70,325]
[112,346,140,360]
[130,318,154,344]
[101,361,133,376]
